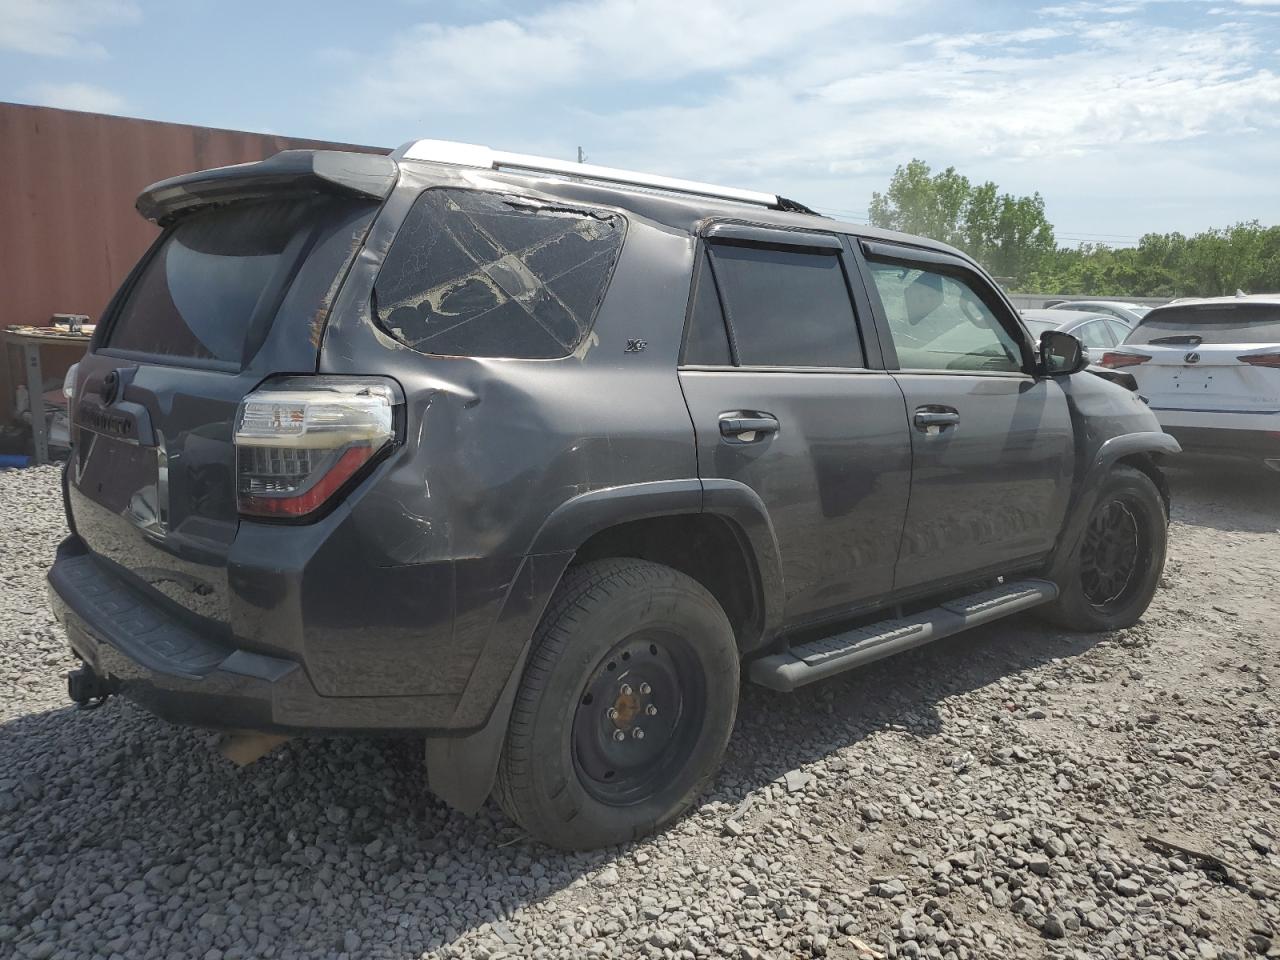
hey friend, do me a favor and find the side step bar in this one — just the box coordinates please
[749,579,1058,692]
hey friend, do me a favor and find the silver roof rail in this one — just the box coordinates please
[395,138,780,208]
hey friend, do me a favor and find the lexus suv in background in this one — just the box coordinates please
[1100,295,1280,471]
[48,141,1178,849]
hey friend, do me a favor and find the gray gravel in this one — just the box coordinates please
[1,461,1277,959]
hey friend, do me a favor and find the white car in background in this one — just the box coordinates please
[1099,295,1280,471]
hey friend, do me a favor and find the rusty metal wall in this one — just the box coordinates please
[0,102,387,330]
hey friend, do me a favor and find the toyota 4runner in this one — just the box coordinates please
[48,140,1179,849]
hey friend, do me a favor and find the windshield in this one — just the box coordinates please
[1126,303,1280,345]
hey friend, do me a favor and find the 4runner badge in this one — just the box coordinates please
[625,338,648,353]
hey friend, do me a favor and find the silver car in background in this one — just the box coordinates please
[1050,300,1153,325]
[1021,308,1133,355]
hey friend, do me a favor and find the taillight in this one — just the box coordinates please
[1239,353,1280,369]
[234,376,400,519]
[1098,352,1151,369]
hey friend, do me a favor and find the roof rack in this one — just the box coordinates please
[394,138,808,211]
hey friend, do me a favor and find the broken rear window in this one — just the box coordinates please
[373,188,625,359]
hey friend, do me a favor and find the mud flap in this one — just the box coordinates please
[423,648,526,813]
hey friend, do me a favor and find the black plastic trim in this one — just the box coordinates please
[137,150,397,226]
[705,223,843,249]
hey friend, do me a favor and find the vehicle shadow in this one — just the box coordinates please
[1165,459,1279,534]
[0,613,1106,957]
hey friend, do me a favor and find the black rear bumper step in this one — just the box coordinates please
[48,550,291,683]
[749,579,1057,692]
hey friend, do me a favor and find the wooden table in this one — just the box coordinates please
[2,325,92,465]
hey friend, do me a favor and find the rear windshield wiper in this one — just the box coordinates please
[1147,334,1203,346]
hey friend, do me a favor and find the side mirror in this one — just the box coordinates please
[1040,330,1087,376]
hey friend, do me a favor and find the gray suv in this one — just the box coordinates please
[47,141,1178,849]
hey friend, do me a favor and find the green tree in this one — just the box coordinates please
[869,160,1280,295]
[868,159,972,247]
[869,159,1055,287]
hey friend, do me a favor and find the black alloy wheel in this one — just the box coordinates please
[1036,464,1168,632]
[1079,498,1145,610]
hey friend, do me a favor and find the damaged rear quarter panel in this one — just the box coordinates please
[314,162,699,706]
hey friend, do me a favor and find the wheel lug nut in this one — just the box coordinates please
[646,704,658,716]
[607,707,619,720]
[632,727,645,740]
[639,682,651,694]
[612,729,626,742]
[619,683,632,696]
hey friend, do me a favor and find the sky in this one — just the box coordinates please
[2,0,1280,245]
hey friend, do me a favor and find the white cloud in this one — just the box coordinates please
[23,81,128,114]
[518,14,1280,205]
[345,0,914,118]
[333,0,1280,234]
[0,0,138,58]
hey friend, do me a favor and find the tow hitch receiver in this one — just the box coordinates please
[67,664,118,708]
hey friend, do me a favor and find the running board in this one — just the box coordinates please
[748,579,1058,692]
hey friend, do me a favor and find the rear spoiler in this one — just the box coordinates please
[136,150,398,225]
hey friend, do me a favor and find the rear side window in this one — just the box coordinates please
[1074,320,1116,349]
[1126,303,1280,345]
[107,199,317,364]
[374,189,625,359]
[682,250,732,365]
[708,243,863,367]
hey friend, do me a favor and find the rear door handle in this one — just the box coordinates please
[719,414,779,442]
[913,407,960,431]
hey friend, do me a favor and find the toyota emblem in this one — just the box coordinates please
[99,370,119,404]
[1184,352,1201,364]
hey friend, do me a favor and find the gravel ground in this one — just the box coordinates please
[1,461,1277,960]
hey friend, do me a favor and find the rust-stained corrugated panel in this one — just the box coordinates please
[0,102,388,330]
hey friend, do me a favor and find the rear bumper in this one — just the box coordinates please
[47,537,461,733]
[1160,424,1280,467]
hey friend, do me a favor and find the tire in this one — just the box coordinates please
[1039,465,1168,632]
[494,558,739,850]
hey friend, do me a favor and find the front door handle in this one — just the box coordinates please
[914,407,960,431]
[719,414,779,442]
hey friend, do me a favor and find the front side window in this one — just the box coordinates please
[374,189,625,359]
[708,243,863,367]
[866,262,1023,372]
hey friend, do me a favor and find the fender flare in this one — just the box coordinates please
[425,477,785,813]
[1049,430,1180,581]
[528,478,785,641]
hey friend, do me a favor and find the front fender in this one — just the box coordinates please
[1049,430,1180,581]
